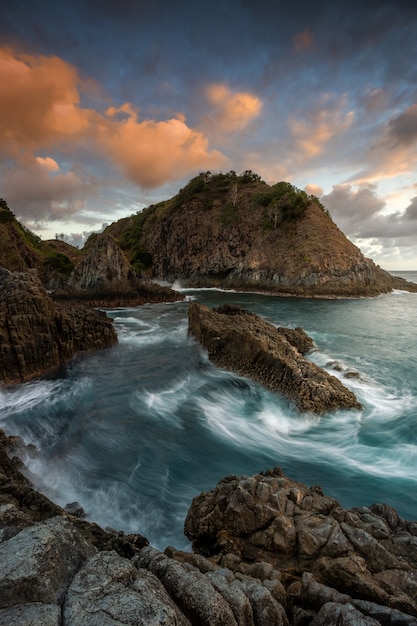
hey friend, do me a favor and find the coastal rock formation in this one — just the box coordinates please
[185,467,417,622]
[64,232,184,306]
[106,172,417,297]
[1,431,417,625]
[67,233,136,293]
[188,302,361,414]
[0,268,117,384]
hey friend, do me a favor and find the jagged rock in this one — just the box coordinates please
[184,468,417,618]
[135,545,239,625]
[62,232,185,306]
[0,268,117,384]
[64,502,85,518]
[310,602,381,625]
[188,301,361,413]
[67,233,136,293]
[63,550,191,625]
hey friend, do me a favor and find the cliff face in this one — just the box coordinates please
[68,233,136,293]
[107,173,416,297]
[64,232,184,306]
[0,268,117,384]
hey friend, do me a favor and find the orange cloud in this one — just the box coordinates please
[304,183,323,197]
[205,84,263,132]
[0,48,90,153]
[0,47,226,188]
[99,109,226,187]
[35,156,60,171]
[289,96,354,158]
[348,104,417,185]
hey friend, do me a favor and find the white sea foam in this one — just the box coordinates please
[0,380,59,416]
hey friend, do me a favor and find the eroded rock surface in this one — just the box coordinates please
[64,232,184,307]
[2,429,417,625]
[188,302,361,414]
[185,467,417,622]
[0,268,117,384]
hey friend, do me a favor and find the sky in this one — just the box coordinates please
[1,0,417,269]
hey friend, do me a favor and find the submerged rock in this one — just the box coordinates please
[188,301,361,414]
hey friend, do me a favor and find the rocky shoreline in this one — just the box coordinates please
[1,431,417,625]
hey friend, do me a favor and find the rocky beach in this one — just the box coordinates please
[1,430,417,625]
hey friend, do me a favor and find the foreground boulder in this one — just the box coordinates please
[0,268,117,384]
[1,430,417,625]
[188,302,361,414]
[185,467,417,621]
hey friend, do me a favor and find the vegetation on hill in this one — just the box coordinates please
[105,170,328,268]
[0,198,78,280]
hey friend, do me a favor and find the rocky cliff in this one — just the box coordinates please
[1,432,417,625]
[188,302,361,414]
[63,232,184,306]
[106,172,417,297]
[0,268,117,384]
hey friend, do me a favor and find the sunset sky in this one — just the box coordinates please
[1,0,417,269]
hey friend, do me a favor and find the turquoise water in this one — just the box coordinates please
[1,272,416,550]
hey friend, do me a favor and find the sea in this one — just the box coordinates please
[1,271,416,551]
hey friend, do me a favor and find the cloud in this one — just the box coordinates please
[304,183,323,197]
[348,103,417,185]
[1,156,98,221]
[0,48,91,154]
[0,47,227,191]
[289,96,354,159]
[403,196,417,221]
[387,104,417,148]
[322,182,417,240]
[99,105,226,187]
[205,84,263,132]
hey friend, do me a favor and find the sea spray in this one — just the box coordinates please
[1,286,417,549]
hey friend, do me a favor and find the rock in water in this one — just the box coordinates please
[0,268,117,384]
[188,301,361,414]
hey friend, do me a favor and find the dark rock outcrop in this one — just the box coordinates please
[0,268,117,384]
[188,302,361,414]
[67,233,136,293]
[63,232,184,306]
[2,435,417,625]
[185,467,417,622]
